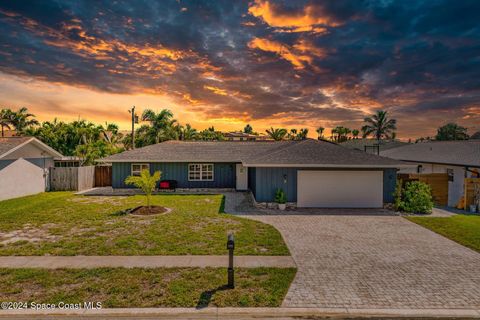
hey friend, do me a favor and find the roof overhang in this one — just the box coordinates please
[243,163,416,169]
[0,137,63,160]
[391,159,480,169]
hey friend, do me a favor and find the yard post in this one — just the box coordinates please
[227,233,235,289]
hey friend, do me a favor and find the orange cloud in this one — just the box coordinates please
[204,85,228,96]
[248,0,339,33]
[248,37,325,69]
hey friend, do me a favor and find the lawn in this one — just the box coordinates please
[0,192,289,256]
[0,267,296,307]
[407,215,480,252]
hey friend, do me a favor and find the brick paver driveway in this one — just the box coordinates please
[249,215,480,309]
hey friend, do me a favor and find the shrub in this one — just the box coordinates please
[274,188,287,204]
[401,181,434,214]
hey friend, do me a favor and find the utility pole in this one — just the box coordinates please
[128,106,138,149]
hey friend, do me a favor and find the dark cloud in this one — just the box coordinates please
[0,0,479,137]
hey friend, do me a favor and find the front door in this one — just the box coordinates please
[236,164,248,190]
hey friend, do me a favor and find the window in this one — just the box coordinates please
[131,163,150,176]
[188,163,214,181]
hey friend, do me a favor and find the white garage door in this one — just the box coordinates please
[297,170,383,208]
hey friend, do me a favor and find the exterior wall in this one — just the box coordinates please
[383,168,397,203]
[248,167,257,196]
[251,167,396,204]
[398,161,472,207]
[112,162,236,188]
[0,158,45,201]
[0,157,54,170]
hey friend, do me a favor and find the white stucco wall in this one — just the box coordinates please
[0,158,46,201]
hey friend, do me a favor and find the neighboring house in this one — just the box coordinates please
[0,137,63,201]
[340,139,409,154]
[100,139,409,208]
[224,131,270,141]
[381,141,480,207]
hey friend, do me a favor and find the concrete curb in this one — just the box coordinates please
[1,307,480,319]
[0,256,296,268]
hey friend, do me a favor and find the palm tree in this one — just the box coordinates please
[266,127,287,141]
[435,123,468,141]
[316,126,325,140]
[362,110,397,141]
[125,169,162,209]
[244,124,253,134]
[0,109,14,137]
[10,107,39,134]
[331,126,350,142]
[298,128,309,140]
[180,124,197,140]
[352,129,359,139]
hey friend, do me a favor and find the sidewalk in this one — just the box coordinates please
[0,255,295,268]
[1,307,479,319]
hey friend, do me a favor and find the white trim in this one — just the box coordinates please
[131,163,150,176]
[242,163,416,168]
[188,163,214,181]
[98,159,235,163]
[99,159,411,169]
[0,137,63,159]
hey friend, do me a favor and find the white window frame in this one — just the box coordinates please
[131,163,150,176]
[188,163,214,181]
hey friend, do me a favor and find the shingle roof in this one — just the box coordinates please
[101,139,406,168]
[340,139,409,151]
[380,140,480,167]
[244,139,404,167]
[0,137,63,159]
[0,137,33,157]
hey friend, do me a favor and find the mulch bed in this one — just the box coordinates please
[129,206,170,216]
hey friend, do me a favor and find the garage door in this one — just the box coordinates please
[297,170,383,208]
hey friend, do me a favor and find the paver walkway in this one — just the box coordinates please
[0,256,295,268]
[247,215,480,309]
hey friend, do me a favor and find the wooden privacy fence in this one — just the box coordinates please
[49,166,95,191]
[95,166,112,187]
[397,173,449,206]
[464,178,480,210]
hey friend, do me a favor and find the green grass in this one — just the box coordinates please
[0,267,296,307]
[0,192,289,256]
[407,215,480,252]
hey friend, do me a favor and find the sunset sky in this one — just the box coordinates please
[0,0,479,139]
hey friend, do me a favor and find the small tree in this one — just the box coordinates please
[125,169,161,209]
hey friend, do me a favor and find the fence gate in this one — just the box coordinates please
[95,166,112,187]
[397,173,449,206]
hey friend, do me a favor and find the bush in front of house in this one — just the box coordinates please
[394,180,434,214]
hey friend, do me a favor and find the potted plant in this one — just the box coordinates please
[275,188,287,210]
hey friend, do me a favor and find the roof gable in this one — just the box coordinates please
[0,137,63,160]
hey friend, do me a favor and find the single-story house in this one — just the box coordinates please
[100,139,410,208]
[0,137,63,201]
[381,140,480,207]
